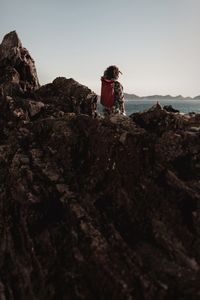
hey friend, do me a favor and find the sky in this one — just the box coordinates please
[1,0,200,97]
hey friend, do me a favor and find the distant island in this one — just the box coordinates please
[98,93,200,101]
[124,93,200,100]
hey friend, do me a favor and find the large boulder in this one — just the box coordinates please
[0,31,40,96]
[35,76,97,116]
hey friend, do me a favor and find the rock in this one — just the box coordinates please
[27,100,44,117]
[130,104,187,133]
[35,76,98,116]
[0,282,6,300]
[0,31,97,118]
[163,105,180,113]
[0,31,40,96]
[1,31,200,300]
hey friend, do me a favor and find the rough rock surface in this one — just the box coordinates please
[1,32,200,300]
[163,105,180,113]
[35,76,97,116]
[0,31,40,96]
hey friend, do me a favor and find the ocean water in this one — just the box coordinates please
[97,99,200,115]
[125,99,200,115]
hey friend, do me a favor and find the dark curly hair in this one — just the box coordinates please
[103,65,122,80]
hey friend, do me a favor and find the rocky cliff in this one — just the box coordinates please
[0,31,40,96]
[0,31,200,300]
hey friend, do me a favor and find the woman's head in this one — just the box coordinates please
[103,65,122,80]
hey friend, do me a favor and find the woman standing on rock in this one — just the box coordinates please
[100,65,126,116]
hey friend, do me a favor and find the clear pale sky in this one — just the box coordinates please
[1,0,200,97]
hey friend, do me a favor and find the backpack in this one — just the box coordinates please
[100,77,115,108]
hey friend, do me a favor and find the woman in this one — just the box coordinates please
[100,65,126,116]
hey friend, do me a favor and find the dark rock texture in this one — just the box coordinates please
[163,105,180,113]
[35,76,97,116]
[0,31,40,96]
[1,32,200,300]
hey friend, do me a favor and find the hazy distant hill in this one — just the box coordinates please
[98,93,200,100]
[123,93,140,100]
[193,95,200,100]
[124,93,199,100]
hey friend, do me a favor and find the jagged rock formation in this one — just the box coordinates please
[0,31,40,96]
[0,31,97,118]
[1,32,200,300]
[163,105,180,113]
[35,77,97,116]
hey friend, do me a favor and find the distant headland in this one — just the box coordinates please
[124,93,200,100]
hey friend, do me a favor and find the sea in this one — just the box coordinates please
[97,99,200,116]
